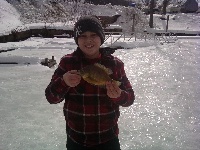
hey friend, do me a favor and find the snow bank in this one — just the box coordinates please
[0,0,23,34]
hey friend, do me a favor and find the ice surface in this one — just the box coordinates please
[0,37,200,150]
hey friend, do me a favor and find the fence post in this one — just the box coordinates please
[166,15,169,32]
[132,14,135,32]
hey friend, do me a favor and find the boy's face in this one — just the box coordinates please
[77,31,101,59]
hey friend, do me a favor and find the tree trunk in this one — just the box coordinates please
[162,0,170,15]
[149,0,154,28]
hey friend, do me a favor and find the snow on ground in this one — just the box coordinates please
[0,0,23,35]
[0,0,200,150]
[1,36,200,150]
[152,13,200,31]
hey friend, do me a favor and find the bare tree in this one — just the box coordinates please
[162,0,171,15]
[149,0,154,28]
[15,0,41,23]
[42,1,69,24]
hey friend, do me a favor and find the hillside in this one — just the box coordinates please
[0,0,23,34]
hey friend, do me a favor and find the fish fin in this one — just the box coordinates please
[112,80,121,86]
[94,63,113,75]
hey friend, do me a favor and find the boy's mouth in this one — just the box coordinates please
[85,45,94,48]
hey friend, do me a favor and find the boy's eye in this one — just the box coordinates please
[79,33,98,39]
[79,35,87,38]
[91,33,98,37]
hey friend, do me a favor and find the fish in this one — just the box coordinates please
[79,63,121,86]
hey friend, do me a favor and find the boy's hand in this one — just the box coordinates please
[63,70,81,87]
[106,81,122,98]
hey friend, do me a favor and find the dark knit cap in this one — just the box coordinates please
[74,16,105,45]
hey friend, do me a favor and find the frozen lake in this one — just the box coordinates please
[0,36,200,150]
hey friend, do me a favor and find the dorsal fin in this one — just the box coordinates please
[94,63,113,75]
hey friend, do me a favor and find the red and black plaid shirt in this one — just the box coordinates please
[45,48,135,147]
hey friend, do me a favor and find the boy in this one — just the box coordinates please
[45,16,135,150]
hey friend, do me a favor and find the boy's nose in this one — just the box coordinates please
[85,36,93,41]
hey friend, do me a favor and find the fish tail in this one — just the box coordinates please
[112,80,121,86]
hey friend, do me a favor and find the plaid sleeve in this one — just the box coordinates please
[109,60,135,107]
[45,56,71,104]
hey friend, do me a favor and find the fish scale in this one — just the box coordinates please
[79,63,121,86]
